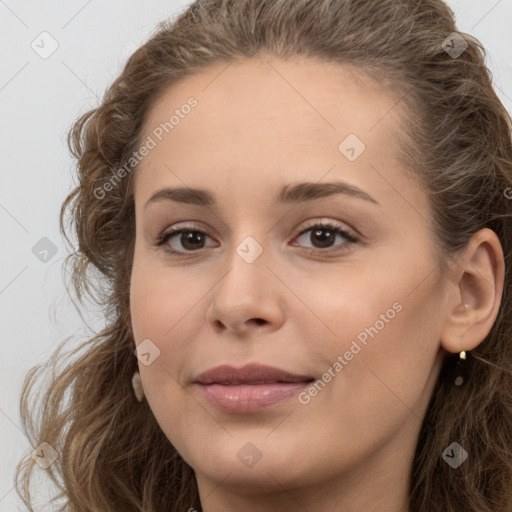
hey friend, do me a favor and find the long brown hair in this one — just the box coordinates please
[15,0,512,510]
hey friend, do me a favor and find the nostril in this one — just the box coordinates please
[254,318,266,325]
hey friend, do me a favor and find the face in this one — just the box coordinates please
[130,56,448,504]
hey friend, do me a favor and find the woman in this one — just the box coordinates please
[16,0,512,510]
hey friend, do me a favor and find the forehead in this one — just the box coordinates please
[135,56,421,212]
[142,56,403,146]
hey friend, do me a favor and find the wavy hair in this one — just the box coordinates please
[15,0,512,510]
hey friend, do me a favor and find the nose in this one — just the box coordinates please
[206,238,285,337]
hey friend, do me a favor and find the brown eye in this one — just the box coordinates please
[293,222,358,253]
[156,227,218,255]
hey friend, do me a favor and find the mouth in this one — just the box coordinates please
[194,363,315,413]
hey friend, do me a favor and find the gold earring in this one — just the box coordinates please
[452,305,471,387]
[454,350,467,387]
[132,370,145,402]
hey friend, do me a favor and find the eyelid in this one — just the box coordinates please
[296,218,358,241]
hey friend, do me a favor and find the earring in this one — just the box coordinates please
[132,370,145,402]
[453,350,468,387]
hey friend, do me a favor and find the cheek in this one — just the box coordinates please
[130,247,197,342]
[129,249,211,399]
[309,257,444,415]
[129,257,206,453]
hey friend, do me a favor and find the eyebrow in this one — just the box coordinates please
[144,180,380,209]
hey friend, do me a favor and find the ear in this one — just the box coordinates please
[440,228,505,354]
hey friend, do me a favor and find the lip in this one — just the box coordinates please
[194,363,314,413]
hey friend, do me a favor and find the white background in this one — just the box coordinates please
[1,1,511,510]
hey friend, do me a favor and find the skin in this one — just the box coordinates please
[129,55,504,512]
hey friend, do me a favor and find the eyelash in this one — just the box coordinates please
[155,221,359,257]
